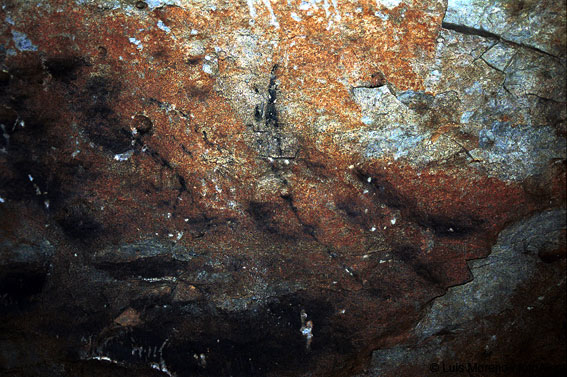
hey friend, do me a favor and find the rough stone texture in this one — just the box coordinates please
[0,1,565,376]
[357,209,566,377]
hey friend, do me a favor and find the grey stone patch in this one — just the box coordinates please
[424,29,505,132]
[481,42,516,71]
[11,30,37,52]
[504,49,566,101]
[415,209,566,339]
[184,39,206,57]
[363,128,427,161]
[93,239,196,263]
[471,122,566,181]
[212,30,299,159]
[213,30,272,128]
[464,86,527,129]
[0,240,54,266]
[357,209,566,376]
[424,28,497,93]
[350,86,432,161]
[144,0,183,10]
[418,28,565,180]
[75,0,183,11]
[352,86,401,116]
[355,337,449,377]
[349,34,565,175]
[462,81,565,131]
[444,0,566,57]
[396,90,435,110]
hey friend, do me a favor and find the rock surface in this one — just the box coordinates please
[0,0,565,376]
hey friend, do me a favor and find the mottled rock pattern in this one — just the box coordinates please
[0,0,565,376]
[358,209,567,376]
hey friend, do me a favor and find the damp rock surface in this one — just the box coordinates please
[0,1,565,376]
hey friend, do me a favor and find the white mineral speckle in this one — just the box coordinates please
[460,111,474,124]
[375,11,389,20]
[299,309,314,349]
[260,0,279,28]
[246,0,257,18]
[474,123,566,181]
[114,150,134,161]
[291,12,302,22]
[301,325,312,336]
[89,355,118,363]
[376,0,402,9]
[157,20,171,33]
[128,37,143,51]
[202,63,213,74]
[140,276,177,283]
[361,115,373,125]
[299,1,310,11]
[145,0,183,10]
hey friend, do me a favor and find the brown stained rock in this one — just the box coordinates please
[172,282,202,302]
[0,0,565,376]
[132,114,153,135]
[114,307,143,327]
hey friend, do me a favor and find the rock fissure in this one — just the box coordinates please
[441,22,560,60]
